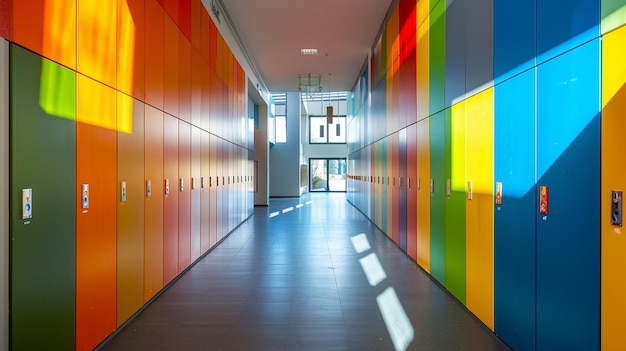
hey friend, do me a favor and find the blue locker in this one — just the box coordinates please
[494,0,536,84]
[536,39,600,351]
[494,68,537,351]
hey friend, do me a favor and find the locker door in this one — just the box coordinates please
[536,39,600,351]
[399,128,408,251]
[200,130,210,254]
[209,134,218,247]
[162,113,179,284]
[406,124,418,260]
[144,106,164,302]
[115,95,145,327]
[429,111,446,284]
[392,132,400,244]
[178,121,191,271]
[416,118,430,272]
[445,104,466,304]
[190,126,201,262]
[10,44,76,351]
[494,68,536,351]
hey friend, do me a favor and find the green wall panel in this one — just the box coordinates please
[10,44,76,350]
[429,0,446,115]
[429,111,445,284]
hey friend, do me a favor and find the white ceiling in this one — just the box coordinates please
[219,0,393,93]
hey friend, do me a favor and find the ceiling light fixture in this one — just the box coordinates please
[301,48,318,55]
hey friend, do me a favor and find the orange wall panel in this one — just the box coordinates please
[77,0,117,88]
[191,0,201,49]
[116,95,145,326]
[144,105,164,301]
[163,113,179,284]
[145,0,164,110]
[191,127,202,261]
[120,0,146,101]
[200,6,210,65]
[178,121,192,271]
[76,75,117,351]
[179,33,192,123]
[191,48,204,129]
[162,0,179,29]
[163,14,179,117]
[14,0,76,69]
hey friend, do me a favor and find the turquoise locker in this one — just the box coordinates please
[494,68,537,351]
[536,39,600,351]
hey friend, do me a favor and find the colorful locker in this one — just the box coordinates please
[10,45,76,350]
[178,120,192,271]
[444,104,466,304]
[464,88,494,330]
[144,105,164,302]
[200,130,211,254]
[494,68,537,351]
[116,95,145,328]
[162,113,179,285]
[601,24,626,350]
[536,39,600,351]
[209,133,218,247]
[416,117,430,272]
[429,111,446,284]
[399,128,408,251]
[76,74,118,343]
[406,124,418,260]
[191,126,202,262]
[179,32,192,124]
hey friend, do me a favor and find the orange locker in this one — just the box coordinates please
[178,120,192,271]
[144,105,164,301]
[162,113,179,284]
[76,75,117,349]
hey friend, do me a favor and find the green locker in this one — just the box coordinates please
[10,44,76,350]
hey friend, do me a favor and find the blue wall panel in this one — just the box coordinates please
[536,38,600,351]
[494,0,536,83]
[494,68,537,351]
[537,0,600,64]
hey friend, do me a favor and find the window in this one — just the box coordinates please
[309,158,347,192]
[275,116,286,143]
[310,116,346,144]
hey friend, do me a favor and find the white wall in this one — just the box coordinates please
[1,39,9,351]
[300,99,349,162]
[269,92,301,197]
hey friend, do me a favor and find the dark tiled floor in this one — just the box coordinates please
[100,193,511,351]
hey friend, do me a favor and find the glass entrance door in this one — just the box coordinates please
[309,158,346,192]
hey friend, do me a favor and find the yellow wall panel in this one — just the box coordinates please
[465,88,494,330]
